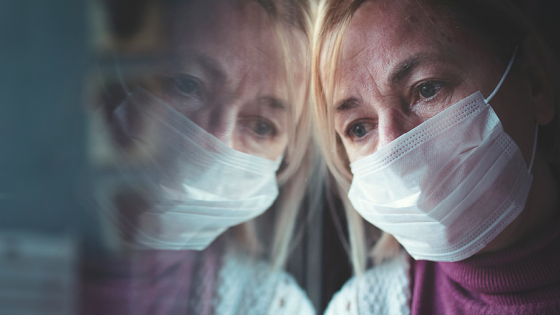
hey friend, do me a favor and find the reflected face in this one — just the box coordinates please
[333,0,535,164]
[148,0,291,161]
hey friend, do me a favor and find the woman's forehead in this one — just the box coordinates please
[338,2,485,82]
[321,0,506,117]
[319,1,437,82]
[344,0,455,58]
[164,0,307,120]
[331,2,444,92]
[168,0,275,49]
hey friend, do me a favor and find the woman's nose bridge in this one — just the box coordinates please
[377,108,421,149]
[189,107,236,147]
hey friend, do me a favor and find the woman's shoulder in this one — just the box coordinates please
[215,249,316,315]
[324,252,411,315]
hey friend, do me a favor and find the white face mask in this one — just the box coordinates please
[348,49,538,262]
[98,88,281,251]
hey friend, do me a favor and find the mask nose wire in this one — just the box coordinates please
[485,46,519,103]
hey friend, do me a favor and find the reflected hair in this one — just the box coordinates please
[245,0,321,270]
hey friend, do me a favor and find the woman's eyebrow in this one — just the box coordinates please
[389,55,423,86]
[336,97,360,112]
[389,53,445,86]
[163,51,225,80]
[192,53,224,80]
[334,54,448,113]
[259,96,288,111]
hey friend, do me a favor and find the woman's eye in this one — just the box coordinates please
[346,122,373,141]
[173,76,199,95]
[150,74,205,113]
[352,124,367,138]
[418,82,442,99]
[253,121,273,136]
[244,118,277,139]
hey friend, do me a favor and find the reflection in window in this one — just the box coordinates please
[87,0,321,314]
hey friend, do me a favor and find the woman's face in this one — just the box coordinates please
[332,0,537,165]
[148,0,294,161]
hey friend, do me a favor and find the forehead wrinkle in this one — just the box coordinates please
[365,62,384,95]
[254,43,276,61]
[226,57,286,112]
[231,59,254,97]
[344,46,368,63]
[412,0,436,27]
[393,0,407,13]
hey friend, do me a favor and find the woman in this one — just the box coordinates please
[85,0,319,313]
[312,0,560,313]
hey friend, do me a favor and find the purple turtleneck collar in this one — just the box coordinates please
[411,212,560,314]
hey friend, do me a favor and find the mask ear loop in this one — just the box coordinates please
[485,46,519,103]
[483,46,538,172]
[483,46,538,171]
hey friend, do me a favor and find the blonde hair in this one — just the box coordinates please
[312,0,560,274]
[228,0,323,270]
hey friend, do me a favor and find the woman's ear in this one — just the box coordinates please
[520,34,556,126]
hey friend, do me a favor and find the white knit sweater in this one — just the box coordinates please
[212,249,316,315]
[324,253,410,315]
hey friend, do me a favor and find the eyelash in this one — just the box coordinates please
[411,80,445,104]
[152,74,206,112]
[345,120,376,143]
[241,116,278,141]
[170,75,204,99]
